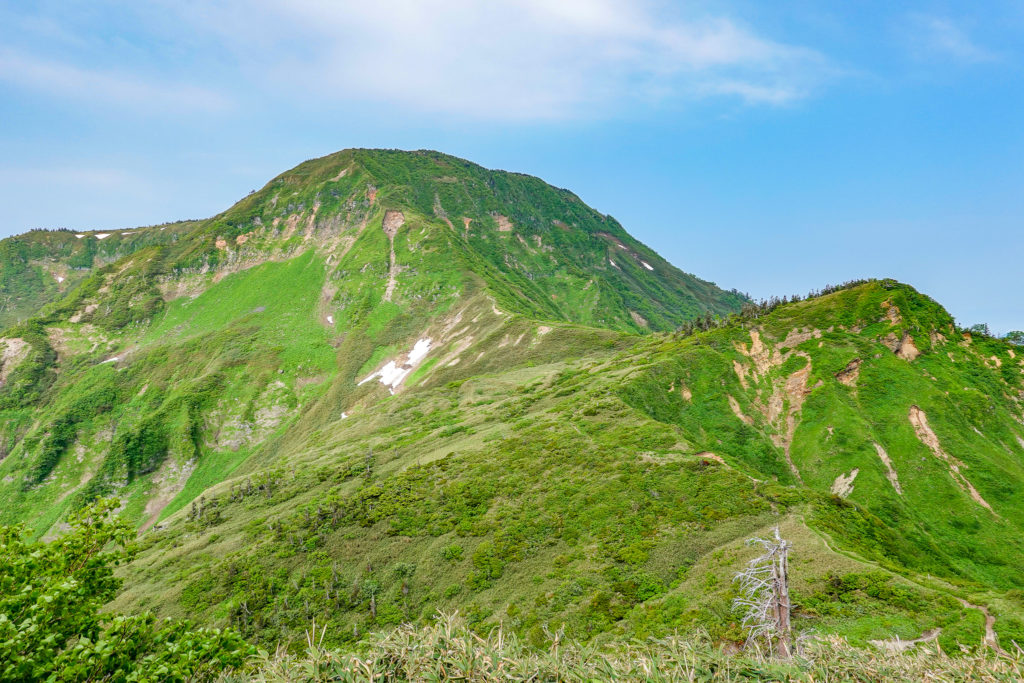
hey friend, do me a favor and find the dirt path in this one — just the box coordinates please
[806,518,1003,653]
[958,598,1004,653]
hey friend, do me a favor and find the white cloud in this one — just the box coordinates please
[0,48,231,112]
[909,15,998,64]
[168,0,831,120]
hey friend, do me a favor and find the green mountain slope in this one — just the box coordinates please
[0,148,743,531]
[0,222,197,330]
[1,149,1022,654]
[190,148,746,331]
[97,279,1024,653]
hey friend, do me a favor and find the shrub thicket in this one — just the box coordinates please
[0,498,251,682]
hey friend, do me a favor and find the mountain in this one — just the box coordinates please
[2,149,1023,654]
[0,148,744,526]
[0,221,197,330]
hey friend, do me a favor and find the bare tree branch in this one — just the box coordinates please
[733,526,792,658]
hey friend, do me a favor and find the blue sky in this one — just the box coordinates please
[1,1,1022,333]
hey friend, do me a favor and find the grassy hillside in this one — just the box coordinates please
[93,280,1024,654]
[199,149,746,331]
[0,148,746,539]
[0,222,197,331]
[1,149,1022,659]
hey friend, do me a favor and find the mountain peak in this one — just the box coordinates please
[188,147,746,334]
[0,149,743,338]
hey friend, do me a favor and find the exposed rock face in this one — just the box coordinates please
[629,310,649,328]
[883,333,921,361]
[734,328,823,484]
[831,468,859,498]
[909,405,995,513]
[836,358,862,387]
[0,338,29,388]
[874,443,903,494]
[728,395,754,425]
[382,210,406,302]
[896,335,921,361]
[881,300,902,325]
[382,210,405,237]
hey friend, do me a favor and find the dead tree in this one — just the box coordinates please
[733,526,793,658]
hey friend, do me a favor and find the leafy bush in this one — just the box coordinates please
[0,498,251,681]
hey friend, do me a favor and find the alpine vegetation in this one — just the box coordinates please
[1,149,1023,680]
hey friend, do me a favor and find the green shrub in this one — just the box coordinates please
[441,543,464,562]
[0,498,252,681]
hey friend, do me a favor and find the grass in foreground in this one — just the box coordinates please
[225,613,1024,682]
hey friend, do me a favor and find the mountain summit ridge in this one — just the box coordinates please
[197,147,747,331]
[1,149,1023,654]
[1,149,745,337]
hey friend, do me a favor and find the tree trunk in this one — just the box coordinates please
[773,528,793,658]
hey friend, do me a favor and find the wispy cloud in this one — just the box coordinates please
[0,165,142,189]
[168,0,833,120]
[908,14,999,64]
[0,48,231,113]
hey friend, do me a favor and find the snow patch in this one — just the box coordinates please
[327,315,334,324]
[56,276,64,283]
[340,412,348,419]
[95,233,111,240]
[617,244,627,250]
[608,259,620,269]
[408,338,431,364]
[641,261,654,271]
[357,338,432,393]
[101,357,119,364]
[121,232,132,235]
[75,234,85,239]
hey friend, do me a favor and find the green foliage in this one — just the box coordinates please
[19,376,119,488]
[440,543,463,562]
[0,320,57,409]
[2,151,1024,667]
[0,224,196,332]
[0,498,251,681]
